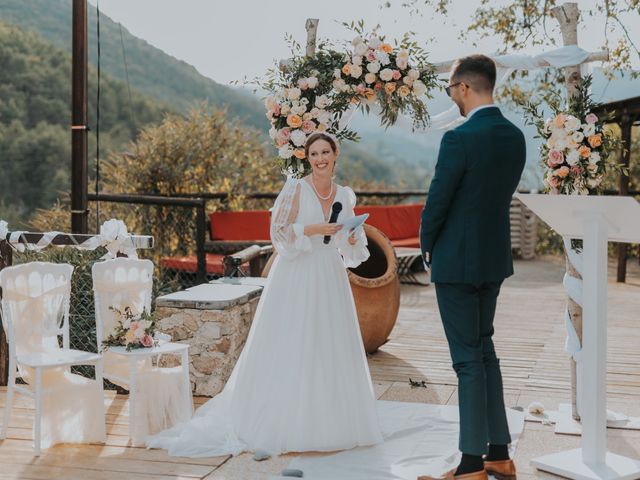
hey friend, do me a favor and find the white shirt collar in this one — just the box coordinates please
[466,104,497,119]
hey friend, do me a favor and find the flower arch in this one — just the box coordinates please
[258,27,440,176]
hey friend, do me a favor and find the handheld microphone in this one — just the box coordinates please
[324,201,343,244]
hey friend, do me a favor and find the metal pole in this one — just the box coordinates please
[71,0,89,234]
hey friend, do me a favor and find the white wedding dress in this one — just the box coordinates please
[147,177,383,457]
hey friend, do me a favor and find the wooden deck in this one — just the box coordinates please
[0,255,639,479]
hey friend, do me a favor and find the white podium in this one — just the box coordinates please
[517,194,640,480]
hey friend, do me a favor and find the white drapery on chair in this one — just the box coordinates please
[92,258,192,446]
[0,262,106,454]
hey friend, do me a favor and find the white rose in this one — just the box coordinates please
[352,36,364,46]
[408,69,420,80]
[300,97,309,105]
[350,64,363,78]
[280,104,291,115]
[310,107,321,118]
[397,49,409,58]
[288,88,301,100]
[264,96,278,110]
[375,50,390,65]
[379,68,394,82]
[369,37,381,49]
[564,115,580,132]
[334,68,342,79]
[315,95,331,109]
[571,131,584,143]
[354,42,368,56]
[278,145,293,159]
[307,76,318,89]
[396,57,408,70]
[317,111,332,124]
[269,127,278,140]
[402,75,414,86]
[365,72,377,84]
[412,79,427,96]
[583,123,596,136]
[297,78,309,90]
[290,129,307,147]
[292,104,307,116]
[367,61,381,74]
[352,55,363,66]
[566,149,580,166]
[589,151,601,164]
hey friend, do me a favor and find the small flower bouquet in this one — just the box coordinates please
[101,306,158,352]
[521,75,623,195]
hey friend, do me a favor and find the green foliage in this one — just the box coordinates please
[0,21,171,224]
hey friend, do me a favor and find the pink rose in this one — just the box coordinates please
[392,70,401,80]
[585,113,598,124]
[355,84,366,95]
[547,149,564,166]
[301,120,316,134]
[276,128,291,146]
[571,166,583,176]
[272,104,281,116]
[547,175,561,188]
[366,50,377,62]
[141,334,154,348]
[129,321,139,331]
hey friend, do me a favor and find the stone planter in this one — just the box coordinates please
[155,281,264,397]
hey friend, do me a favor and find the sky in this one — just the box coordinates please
[87,0,640,87]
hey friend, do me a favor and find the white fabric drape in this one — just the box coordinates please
[1,265,105,448]
[93,261,192,446]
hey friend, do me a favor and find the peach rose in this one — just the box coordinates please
[555,166,570,178]
[398,85,411,97]
[587,134,602,148]
[342,63,352,75]
[578,145,591,158]
[317,123,328,132]
[392,70,402,80]
[301,120,316,134]
[125,329,137,345]
[380,43,393,53]
[293,149,306,159]
[385,82,397,95]
[553,114,566,129]
[286,114,303,128]
[363,88,376,103]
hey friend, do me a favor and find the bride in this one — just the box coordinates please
[147,132,383,457]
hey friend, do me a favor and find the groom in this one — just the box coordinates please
[419,55,525,480]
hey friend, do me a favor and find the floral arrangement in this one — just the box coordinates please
[101,306,158,352]
[255,24,439,176]
[521,76,622,195]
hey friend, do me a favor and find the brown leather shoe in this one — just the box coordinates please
[418,469,489,480]
[484,459,516,480]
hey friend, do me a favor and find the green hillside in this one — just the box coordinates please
[0,21,171,224]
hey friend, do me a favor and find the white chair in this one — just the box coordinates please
[92,258,192,445]
[0,262,106,455]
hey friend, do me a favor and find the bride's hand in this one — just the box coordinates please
[304,223,343,237]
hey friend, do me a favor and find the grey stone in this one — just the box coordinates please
[281,469,304,477]
[252,450,272,461]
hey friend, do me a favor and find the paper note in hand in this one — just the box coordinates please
[340,213,369,234]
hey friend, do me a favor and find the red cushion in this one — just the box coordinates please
[391,237,421,248]
[161,254,225,274]
[354,204,422,241]
[209,210,271,241]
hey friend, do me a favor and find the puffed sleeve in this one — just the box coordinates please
[335,186,370,268]
[270,176,312,259]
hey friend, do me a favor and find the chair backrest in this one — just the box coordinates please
[91,258,154,345]
[209,210,272,241]
[0,262,74,357]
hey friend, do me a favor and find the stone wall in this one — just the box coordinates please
[154,283,263,397]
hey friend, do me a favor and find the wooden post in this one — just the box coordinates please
[71,0,89,234]
[305,19,319,57]
[617,114,633,282]
[552,1,583,421]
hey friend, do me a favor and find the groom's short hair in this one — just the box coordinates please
[451,55,496,93]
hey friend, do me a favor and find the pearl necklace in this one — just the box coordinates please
[310,174,333,201]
